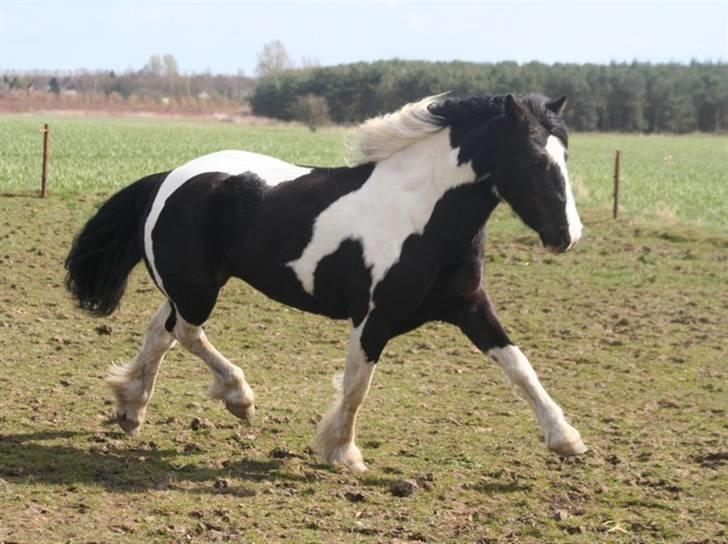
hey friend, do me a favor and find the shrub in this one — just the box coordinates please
[289,94,331,131]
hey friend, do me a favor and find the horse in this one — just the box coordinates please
[65,92,586,474]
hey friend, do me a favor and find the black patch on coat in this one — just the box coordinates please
[312,238,372,326]
[152,171,267,325]
[236,163,375,317]
[164,302,177,332]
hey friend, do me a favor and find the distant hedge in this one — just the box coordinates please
[250,59,727,133]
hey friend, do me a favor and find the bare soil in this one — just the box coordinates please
[0,195,726,543]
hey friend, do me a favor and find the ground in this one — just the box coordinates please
[0,189,725,542]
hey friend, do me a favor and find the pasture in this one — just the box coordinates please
[0,115,726,543]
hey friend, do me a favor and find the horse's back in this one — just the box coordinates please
[145,150,311,259]
[144,150,310,285]
[165,150,312,188]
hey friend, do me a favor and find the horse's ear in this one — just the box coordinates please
[504,94,528,126]
[546,95,567,116]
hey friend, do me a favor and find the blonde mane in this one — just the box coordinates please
[346,93,449,166]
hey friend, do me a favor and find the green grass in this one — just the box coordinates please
[569,132,727,232]
[1,114,726,231]
[0,114,726,542]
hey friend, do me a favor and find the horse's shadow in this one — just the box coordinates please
[0,430,308,494]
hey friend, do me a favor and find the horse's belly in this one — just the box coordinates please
[240,265,349,321]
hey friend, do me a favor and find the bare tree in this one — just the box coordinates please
[162,54,179,78]
[256,40,293,77]
[144,55,162,76]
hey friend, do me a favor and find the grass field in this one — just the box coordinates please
[0,115,726,543]
[1,114,726,231]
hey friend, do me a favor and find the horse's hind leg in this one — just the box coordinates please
[107,300,177,435]
[172,315,255,421]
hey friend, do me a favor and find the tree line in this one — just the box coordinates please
[2,54,255,105]
[3,53,725,133]
[250,59,727,133]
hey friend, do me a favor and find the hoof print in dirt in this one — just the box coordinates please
[190,417,214,431]
[390,479,418,497]
[343,490,366,503]
[269,446,304,460]
[213,478,229,491]
[95,324,113,335]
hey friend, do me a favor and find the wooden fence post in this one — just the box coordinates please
[40,123,50,198]
[613,150,621,219]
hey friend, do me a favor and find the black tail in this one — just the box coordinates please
[65,173,165,316]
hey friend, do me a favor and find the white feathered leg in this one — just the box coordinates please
[488,345,586,456]
[313,322,375,474]
[173,316,255,421]
[107,301,177,435]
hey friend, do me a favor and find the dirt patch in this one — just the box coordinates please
[0,196,726,543]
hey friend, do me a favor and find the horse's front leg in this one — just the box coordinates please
[312,317,388,474]
[447,290,586,456]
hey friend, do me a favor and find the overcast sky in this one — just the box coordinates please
[1,1,726,75]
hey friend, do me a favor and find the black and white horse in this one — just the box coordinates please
[66,93,586,473]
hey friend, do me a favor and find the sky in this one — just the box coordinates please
[1,1,726,75]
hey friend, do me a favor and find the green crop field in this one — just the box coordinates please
[0,114,726,543]
[1,114,726,231]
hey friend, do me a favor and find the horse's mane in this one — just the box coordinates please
[346,93,509,166]
[346,94,448,166]
[346,93,567,166]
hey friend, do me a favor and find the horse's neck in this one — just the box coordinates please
[377,129,475,194]
[370,128,499,242]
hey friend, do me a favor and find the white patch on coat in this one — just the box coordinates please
[545,135,582,248]
[144,150,311,294]
[288,129,477,297]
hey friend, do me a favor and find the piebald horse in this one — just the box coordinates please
[66,93,586,473]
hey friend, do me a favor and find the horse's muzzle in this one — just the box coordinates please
[543,237,578,253]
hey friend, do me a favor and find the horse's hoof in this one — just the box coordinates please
[547,424,587,456]
[348,460,368,475]
[316,442,368,474]
[224,400,255,422]
[116,411,142,436]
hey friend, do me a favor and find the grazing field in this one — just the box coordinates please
[1,114,726,231]
[0,115,726,543]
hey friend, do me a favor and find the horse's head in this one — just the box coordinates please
[493,94,582,253]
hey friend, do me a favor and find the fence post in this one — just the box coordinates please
[40,123,50,198]
[613,150,621,219]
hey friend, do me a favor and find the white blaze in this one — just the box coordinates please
[545,135,582,248]
[144,150,311,294]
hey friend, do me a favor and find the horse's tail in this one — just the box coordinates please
[65,172,166,316]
